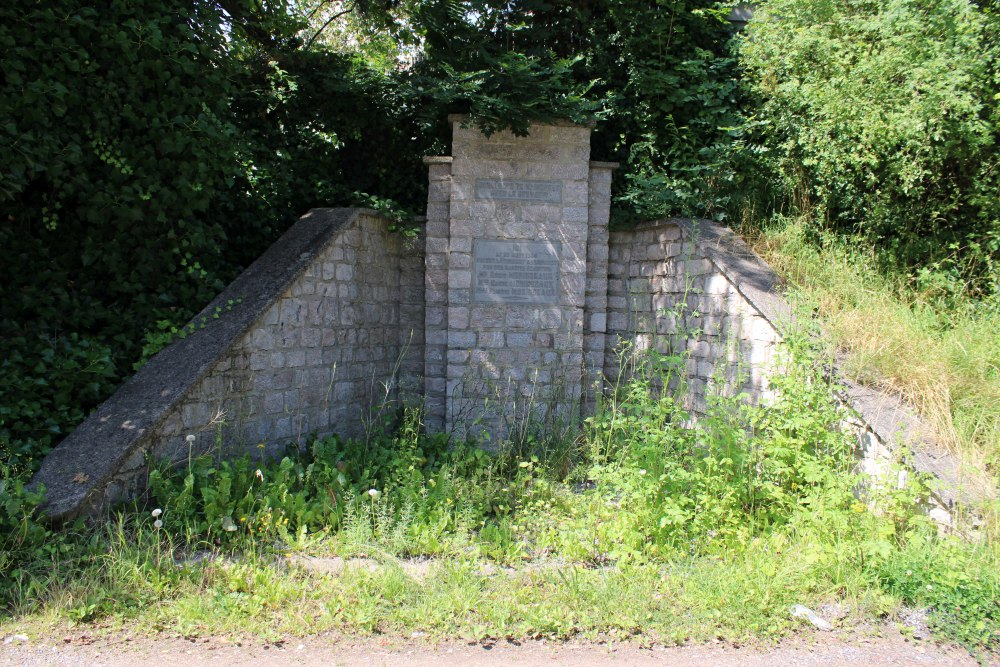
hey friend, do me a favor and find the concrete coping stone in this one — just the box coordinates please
[839,365,977,509]
[589,161,620,170]
[422,156,453,165]
[30,208,377,522]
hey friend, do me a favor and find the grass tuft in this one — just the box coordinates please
[749,216,1000,494]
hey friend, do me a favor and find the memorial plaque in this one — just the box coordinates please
[472,240,561,305]
[475,179,562,203]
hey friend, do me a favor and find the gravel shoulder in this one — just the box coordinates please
[0,623,981,667]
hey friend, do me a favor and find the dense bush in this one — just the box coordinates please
[739,0,1000,285]
[0,0,243,474]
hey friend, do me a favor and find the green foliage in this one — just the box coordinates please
[533,339,900,564]
[739,0,1000,285]
[147,339,882,564]
[595,3,746,222]
[0,0,433,475]
[0,0,242,473]
[0,470,90,613]
[410,52,600,136]
[0,476,50,575]
[755,215,1000,489]
[408,0,607,134]
[2,342,997,658]
[0,335,118,475]
[222,47,431,265]
[407,0,745,220]
[146,411,498,553]
[1,0,748,476]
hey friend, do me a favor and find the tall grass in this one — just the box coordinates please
[748,216,1000,495]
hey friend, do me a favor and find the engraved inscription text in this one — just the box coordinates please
[472,240,561,305]
[475,179,562,203]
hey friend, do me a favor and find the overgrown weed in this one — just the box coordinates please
[1,339,996,660]
[748,215,999,495]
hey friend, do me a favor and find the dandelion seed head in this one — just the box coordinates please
[185,434,196,443]
[153,519,163,529]
[151,508,162,518]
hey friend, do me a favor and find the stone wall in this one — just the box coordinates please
[604,217,970,522]
[151,212,425,464]
[33,209,424,521]
[605,218,786,416]
[422,157,453,433]
[582,164,615,414]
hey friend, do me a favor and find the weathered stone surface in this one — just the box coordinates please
[427,116,598,439]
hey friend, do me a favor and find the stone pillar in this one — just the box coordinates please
[583,162,617,414]
[424,116,611,442]
[423,156,453,431]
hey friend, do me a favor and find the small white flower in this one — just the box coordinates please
[926,584,933,591]
[185,434,196,443]
[639,469,647,476]
[255,469,264,482]
[368,488,380,499]
[151,508,162,518]
[153,519,163,529]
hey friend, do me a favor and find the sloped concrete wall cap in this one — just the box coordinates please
[30,208,370,522]
[653,217,794,329]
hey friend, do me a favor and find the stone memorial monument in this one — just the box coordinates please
[422,115,616,440]
[33,115,961,525]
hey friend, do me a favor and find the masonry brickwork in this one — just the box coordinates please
[424,117,599,440]
[148,212,425,468]
[605,219,783,417]
[33,210,424,520]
